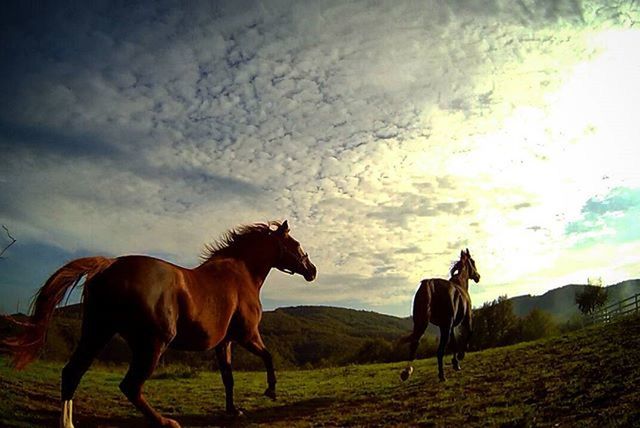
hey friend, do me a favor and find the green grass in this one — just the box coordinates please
[2,316,640,427]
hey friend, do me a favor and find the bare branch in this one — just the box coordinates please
[0,225,17,259]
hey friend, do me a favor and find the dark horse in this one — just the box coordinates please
[1,220,316,428]
[399,249,480,382]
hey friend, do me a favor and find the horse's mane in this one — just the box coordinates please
[200,221,281,262]
[450,260,463,277]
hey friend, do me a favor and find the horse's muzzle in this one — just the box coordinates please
[303,261,317,282]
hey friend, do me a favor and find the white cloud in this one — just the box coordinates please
[1,0,640,315]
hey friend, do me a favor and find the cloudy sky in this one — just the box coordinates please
[1,0,639,316]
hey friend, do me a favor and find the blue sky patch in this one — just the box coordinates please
[566,187,640,247]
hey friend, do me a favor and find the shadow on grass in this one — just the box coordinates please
[16,396,339,427]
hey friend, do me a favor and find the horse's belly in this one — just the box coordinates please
[171,321,225,351]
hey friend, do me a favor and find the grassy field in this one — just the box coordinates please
[1,315,640,427]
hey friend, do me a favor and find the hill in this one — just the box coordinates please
[3,278,638,369]
[258,306,415,367]
[509,279,640,321]
[1,304,418,370]
[1,313,639,426]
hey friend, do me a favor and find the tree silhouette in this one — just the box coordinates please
[469,295,520,350]
[575,285,608,315]
[0,225,16,259]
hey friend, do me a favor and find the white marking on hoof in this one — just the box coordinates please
[400,365,414,381]
[60,400,74,428]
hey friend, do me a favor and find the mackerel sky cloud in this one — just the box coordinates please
[1,0,639,316]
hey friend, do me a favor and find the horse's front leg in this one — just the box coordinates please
[215,342,242,416]
[240,332,276,400]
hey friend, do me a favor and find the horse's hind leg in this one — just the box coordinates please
[457,315,472,362]
[120,338,179,428]
[449,329,461,371]
[437,323,452,382]
[60,322,113,428]
[400,309,429,381]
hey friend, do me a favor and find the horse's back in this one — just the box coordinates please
[89,255,186,297]
[84,255,187,340]
[83,255,257,350]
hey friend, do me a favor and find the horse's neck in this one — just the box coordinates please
[247,242,281,288]
[451,268,470,291]
[457,276,469,291]
[244,257,273,289]
[231,241,279,289]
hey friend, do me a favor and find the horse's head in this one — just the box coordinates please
[272,220,317,282]
[459,248,480,283]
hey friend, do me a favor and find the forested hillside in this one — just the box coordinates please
[2,279,637,370]
[0,305,422,370]
[510,279,640,320]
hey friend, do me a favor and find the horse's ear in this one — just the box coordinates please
[460,250,466,259]
[276,220,290,235]
[465,248,470,256]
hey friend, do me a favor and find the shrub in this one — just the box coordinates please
[520,308,559,342]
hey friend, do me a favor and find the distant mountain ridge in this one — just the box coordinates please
[29,278,640,324]
[509,279,640,321]
[3,279,638,368]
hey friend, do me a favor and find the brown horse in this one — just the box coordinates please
[399,249,480,382]
[1,220,316,428]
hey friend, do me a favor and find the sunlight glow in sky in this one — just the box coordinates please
[1,1,639,316]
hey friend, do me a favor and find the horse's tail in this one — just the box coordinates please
[1,256,115,370]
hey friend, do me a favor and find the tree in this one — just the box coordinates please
[470,295,520,350]
[520,308,558,342]
[587,276,603,287]
[575,285,608,315]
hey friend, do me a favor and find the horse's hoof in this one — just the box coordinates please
[226,408,245,418]
[400,366,414,382]
[264,387,277,400]
[452,360,461,371]
[439,374,446,382]
[159,417,181,428]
